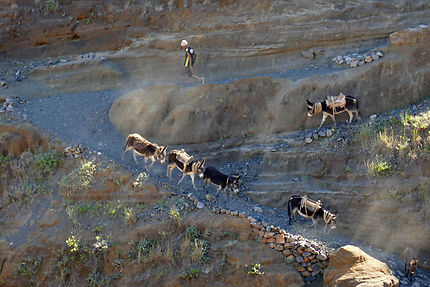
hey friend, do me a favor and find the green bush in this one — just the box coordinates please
[0,154,9,169]
[17,257,42,276]
[245,263,264,276]
[186,226,201,241]
[137,239,153,261]
[36,150,63,176]
[372,161,394,176]
[180,267,199,280]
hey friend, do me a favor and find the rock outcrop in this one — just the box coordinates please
[324,245,399,287]
[390,25,430,46]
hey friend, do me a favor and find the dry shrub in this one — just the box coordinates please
[190,240,205,263]
[60,160,97,196]
[180,236,191,259]
[145,242,175,268]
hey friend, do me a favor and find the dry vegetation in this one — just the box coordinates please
[0,139,268,286]
[360,110,430,176]
[356,108,430,218]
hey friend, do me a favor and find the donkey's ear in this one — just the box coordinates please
[162,145,168,152]
[306,99,312,105]
[201,158,206,165]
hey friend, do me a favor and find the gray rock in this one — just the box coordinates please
[326,129,333,137]
[371,53,380,60]
[247,216,257,222]
[205,194,216,202]
[345,56,352,65]
[296,255,305,263]
[376,51,383,57]
[253,206,263,213]
[305,137,313,144]
[332,56,342,64]
[318,130,326,137]
[316,253,327,261]
[350,60,359,68]
[301,50,315,59]
[365,56,373,63]
[196,201,205,209]
[370,114,377,120]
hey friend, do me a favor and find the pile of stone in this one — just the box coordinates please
[82,52,96,60]
[305,128,334,144]
[64,145,85,158]
[213,207,247,219]
[0,97,14,113]
[333,51,383,68]
[81,52,105,61]
[211,206,332,281]
[249,218,330,281]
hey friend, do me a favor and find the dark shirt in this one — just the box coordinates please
[184,46,195,67]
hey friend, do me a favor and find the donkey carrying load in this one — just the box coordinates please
[287,195,337,233]
[167,149,206,190]
[307,92,360,128]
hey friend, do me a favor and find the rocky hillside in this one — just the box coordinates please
[1,0,430,286]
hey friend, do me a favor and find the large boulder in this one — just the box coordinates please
[324,245,399,287]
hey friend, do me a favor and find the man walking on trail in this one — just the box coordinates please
[180,39,204,85]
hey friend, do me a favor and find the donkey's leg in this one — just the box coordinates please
[132,150,139,164]
[292,208,298,223]
[189,174,197,190]
[311,218,318,228]
[319,113,328,128]
[323,224,329,235]
[167,165,174,178]
[215,186,223,197]
[178,173,186,184]
[149,156,156,168]
[347,110,353,124]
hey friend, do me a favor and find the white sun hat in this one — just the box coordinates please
[180,40,188,46]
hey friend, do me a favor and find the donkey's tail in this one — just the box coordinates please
[287,197,292,224]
